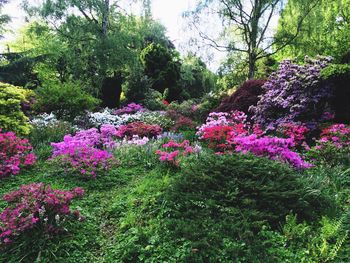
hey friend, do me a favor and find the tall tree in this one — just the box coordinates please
[21,0,147,106]
[186,0,319,78]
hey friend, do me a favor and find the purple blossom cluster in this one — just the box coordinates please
[0,129,36,178]
[114,103,146,115]
[0,183,84,245]
[250,56,333,130]
[51,125,118,178]
[233,135,312,170]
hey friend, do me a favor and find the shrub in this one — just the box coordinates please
[250,56,333,130]
[307,124,350,166]
[153,153,331,261]
[0,129,36,178]
[34,81,99,121]
[0,82,33,136]
[215,79,265,116]
[116,122,162,139]
[0,183,84,245]
[155,140,200,166]
[233,135,312,170]
[50,126,119,178]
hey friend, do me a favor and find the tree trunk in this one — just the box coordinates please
[248,54,256,79]
[101,0,109,37]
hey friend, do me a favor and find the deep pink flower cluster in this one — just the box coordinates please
[115,122,162,139]
[156,140,199,166]
[0,129,36,178]
[279,123,310,145]
[114,103,145,115]
[316,124,350,149]
[51,126,118,178]
[197,111,248,137]
[233,135,312,170]
[0,183,84,245]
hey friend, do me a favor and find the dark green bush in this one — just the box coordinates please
[112,152,335,262]
[34,81,99,121]
[321,64,350,123]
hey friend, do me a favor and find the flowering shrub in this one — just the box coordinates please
[87,108,173,129]
[197,111,251,151]
[0,183,84,245]
[116,122,162,139]
[115,103,145,115]
[197,111,247,137]
[250,56,333,129]
[165,109,195,132]
[233,135,312,170]
[307,124,350,166]
[50,126,118,178]
[0,129,36,178]
[126,135,150,146]
[278,123,310,146]
[156,140,201,166]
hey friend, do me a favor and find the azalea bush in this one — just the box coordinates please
[156,140,201,166]
[0,183,84,245]
[50,126,119,178]
[250,56,333,130]
[0,129,36,178]
[116,122,162,139]
[197,111,310,169]
[307,124,350,166]
[233,135,312,170]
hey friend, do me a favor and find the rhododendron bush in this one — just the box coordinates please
[250,56,333,129]
[0,129,36,178]
[0,183,84,245]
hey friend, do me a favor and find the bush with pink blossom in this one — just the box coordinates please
[115,122,162,139]
[307,123,350,166]
[156,140,201,166]
[0,129,36,178]
[50,125,119,178]
[0,183,84,245]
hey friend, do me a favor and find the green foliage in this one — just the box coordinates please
[140,43,182,101]
[110,152,336,262]
[34,81,99,121]
[29,121,76,160]
[0,82,33,136]
[321,63,350,80]
[275,0,350,61]
[179,55,216,98]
